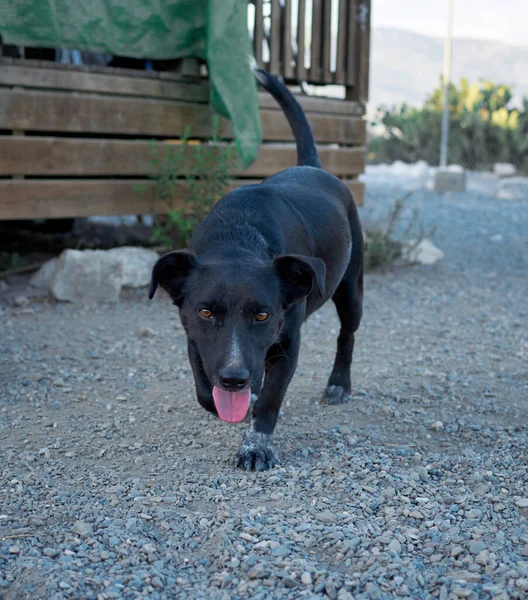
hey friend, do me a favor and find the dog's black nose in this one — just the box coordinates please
[219,367,250,391]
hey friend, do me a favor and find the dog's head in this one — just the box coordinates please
[149,249,325,422]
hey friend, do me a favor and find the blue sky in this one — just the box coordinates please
[372,0,528,46]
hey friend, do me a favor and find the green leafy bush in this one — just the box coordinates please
[369,79,528,173]
[145,116,237,248]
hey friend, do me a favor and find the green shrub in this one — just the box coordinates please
[363,192,434,271]
[144,116,237,248]
[369,79,528,173]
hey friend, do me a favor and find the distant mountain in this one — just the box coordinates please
[369,27,528,113]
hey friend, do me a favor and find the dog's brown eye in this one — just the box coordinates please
[255,311,270,322]
[198,308,213,319]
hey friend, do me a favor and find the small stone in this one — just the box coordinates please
[8,546,20,554]
[140,326,157,338]
[270,545,290,557]
[100,550,110,560]
[452,587,471,598]
[451,545,465,558]
[516,579,528,590]
[408,510,423,519]
[383,486,396,498]
[248,565,270,580]
[475,549,490,565]
[466,509,482,519]
[430,421,444,431]
[301,572,313,586]
[38,447,51,458]
[151,576,164,588]
[43,547,60,558]
[388,539,401,555]
[342,537,361,553]
[515,498,528,509]
[73,520,93,538]
[59,581,71,589]
[403,239,444,265]
[282,577,297,588]
[521,544,528,557]
[469,540,486,555]
[365,581,382,599]
[316,510,339,523]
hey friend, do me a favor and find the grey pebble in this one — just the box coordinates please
[468,540,487,555]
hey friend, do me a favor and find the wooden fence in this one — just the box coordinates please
[250,0,370,100]
[0,1,370,220]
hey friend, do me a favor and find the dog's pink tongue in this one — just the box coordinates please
[212,386,251,423]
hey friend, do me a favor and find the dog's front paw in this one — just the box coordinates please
[322,385,352,405]
[235,430,278,471]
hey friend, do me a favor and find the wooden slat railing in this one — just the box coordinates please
[249,0,370,103]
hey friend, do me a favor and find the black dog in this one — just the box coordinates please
[149,67,363,470]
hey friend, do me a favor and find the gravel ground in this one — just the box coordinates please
[1,173,527,600]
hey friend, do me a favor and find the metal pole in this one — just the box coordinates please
[440,0,454,168]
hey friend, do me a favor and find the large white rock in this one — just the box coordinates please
[30,258,58,288]
[34,246,160,302]
[496,177,528,201]
[107,246,159,288]
[403,239,444,265]
[434,168,466,192]
[88,215,139,226]
[493,163,517,177]
[51,250,124,302]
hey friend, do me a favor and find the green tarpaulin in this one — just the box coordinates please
[0,0,261,167]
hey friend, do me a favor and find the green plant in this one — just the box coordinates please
[363,192,433,271]
[368,79,528,173]
[146,115,237,248]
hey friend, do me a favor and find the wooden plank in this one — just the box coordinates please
[254,0,265,66]
[0,59,364,114]
[357,0,371,103]
[270,0,282,75]
[322,0,333,83]
[282,0,294,79]
[247,144,365,177]
[0,63,209,103]
[346,0,357,87]
[0,57,193,81]
[0,137,366,177]
[0,89,366,144]
[0,179,363,220]
[335,0,348,84]
[259,93,362,115]
[296,0,307,81]
[309,0,324,82]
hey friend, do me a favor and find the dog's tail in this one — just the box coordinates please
[251,59,322,169]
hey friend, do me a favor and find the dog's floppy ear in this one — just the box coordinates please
[149,250,197,305]
[273,254,326,306]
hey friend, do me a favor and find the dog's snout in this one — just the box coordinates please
[219,367,250,391]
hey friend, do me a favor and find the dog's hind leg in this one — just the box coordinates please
[322,264,363,404]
